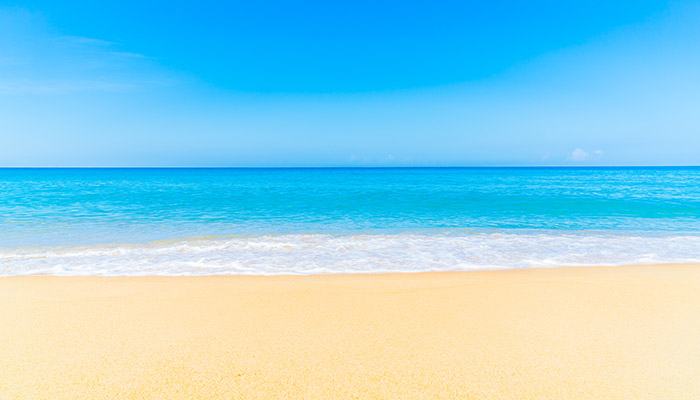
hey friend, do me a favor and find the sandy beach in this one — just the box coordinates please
[1,264,699,399]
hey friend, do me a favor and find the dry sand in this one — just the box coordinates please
[1,264,700,399]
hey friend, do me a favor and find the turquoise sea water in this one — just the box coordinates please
[2,167,700,275]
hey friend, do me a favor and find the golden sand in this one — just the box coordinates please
[1,265,700,399]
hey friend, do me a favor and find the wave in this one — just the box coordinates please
[2,231,700,276]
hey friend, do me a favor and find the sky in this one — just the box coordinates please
[0,0,699,166]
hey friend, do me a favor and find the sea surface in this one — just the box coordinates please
[1,167,700,275]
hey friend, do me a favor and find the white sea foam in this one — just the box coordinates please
[1,232,700,276]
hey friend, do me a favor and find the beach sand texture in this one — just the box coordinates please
[1,265,699,399]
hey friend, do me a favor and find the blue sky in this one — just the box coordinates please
[0,0,699,166]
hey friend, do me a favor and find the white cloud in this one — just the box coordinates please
[571,148,589,161]
[570,148,603,161]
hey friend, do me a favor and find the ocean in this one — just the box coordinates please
[1,167,699,275]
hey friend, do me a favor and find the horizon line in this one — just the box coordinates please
[1,165,699,169]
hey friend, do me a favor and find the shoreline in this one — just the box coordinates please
[5,230,700,276]
[3,262,700,278]
[2,264,700,399]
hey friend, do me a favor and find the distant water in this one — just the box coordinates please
[1,167,699,275]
